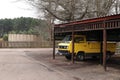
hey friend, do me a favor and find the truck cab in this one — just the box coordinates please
[58,35,116,60]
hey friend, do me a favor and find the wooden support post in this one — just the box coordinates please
[103,23,107,71]
[72,26,75,64]
[53,28,55,59]
[100,42,103,65]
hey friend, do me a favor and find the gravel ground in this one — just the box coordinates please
[0,48,120,80]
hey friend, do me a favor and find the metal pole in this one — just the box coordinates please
[72,26,75,64]
[103,22,107,71]
[53,28,55,59]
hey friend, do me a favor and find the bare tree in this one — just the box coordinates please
[114,0,120,14]
[17,0,119,41]
[25,0,90,22]
[25,0,118,22]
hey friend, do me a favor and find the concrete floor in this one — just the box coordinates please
[0,48,72,80]
[0,48,120,80]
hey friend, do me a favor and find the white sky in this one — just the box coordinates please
[0,0,37,19]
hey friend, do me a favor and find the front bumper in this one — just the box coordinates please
[57,50,69,55]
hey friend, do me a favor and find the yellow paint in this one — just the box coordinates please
[58,35,116,55]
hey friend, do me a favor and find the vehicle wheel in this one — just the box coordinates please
[65,54,71,60]
[106,51,112,60]
[106,54,112,60]
[106,54,111,60]
[76,52,85,61]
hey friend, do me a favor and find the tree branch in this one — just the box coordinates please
[44,7,68,21]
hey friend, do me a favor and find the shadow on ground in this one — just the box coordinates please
[25,51,120,70]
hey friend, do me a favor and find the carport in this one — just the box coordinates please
[53,14,120,71]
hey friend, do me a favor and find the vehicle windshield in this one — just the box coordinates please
[62,35,72,42]
[62,35,84,43]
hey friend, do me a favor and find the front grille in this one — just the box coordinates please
[58,50,68,53]
[59,46,68,49]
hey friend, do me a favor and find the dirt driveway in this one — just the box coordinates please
[0,48,120,80]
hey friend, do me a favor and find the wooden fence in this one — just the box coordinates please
[0,41,53,48]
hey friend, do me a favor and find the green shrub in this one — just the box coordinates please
[3,34,8,41]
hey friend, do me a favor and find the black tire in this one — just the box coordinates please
[65,54,71,60]
[106,51,112,60]
[76,52,85,61]
[106,55,111,60]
